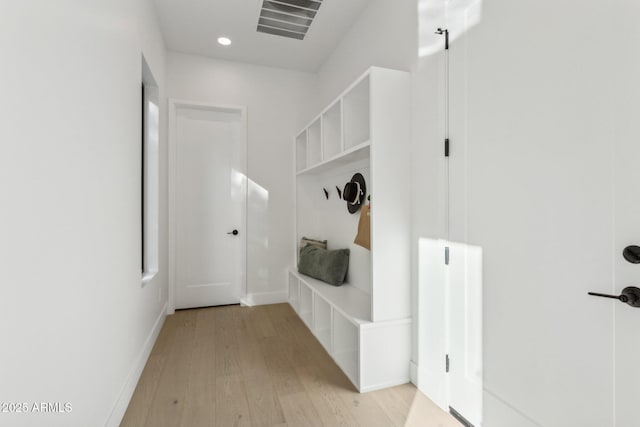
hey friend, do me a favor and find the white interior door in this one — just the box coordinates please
[611,11,640,422]
[417,1,640,426]
[612,113,640,427]
[439,0,640,425]
[174,104,246,310]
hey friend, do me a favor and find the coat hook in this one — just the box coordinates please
[323,188,329,199]
[336,186,342,199]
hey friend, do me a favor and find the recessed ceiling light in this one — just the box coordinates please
[217,37,232,46]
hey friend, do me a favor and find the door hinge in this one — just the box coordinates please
[444,246,450,265]
[435,28,449,50]
[446,354,450,373]
[444,138,450,157]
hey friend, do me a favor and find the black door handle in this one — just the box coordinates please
[227,229,239,236]
[588,286,640,307]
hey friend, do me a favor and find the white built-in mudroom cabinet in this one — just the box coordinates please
[288,67,412,392]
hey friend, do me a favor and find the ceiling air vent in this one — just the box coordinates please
[257,0,323,40]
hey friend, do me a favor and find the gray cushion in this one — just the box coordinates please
[298,245,350,286]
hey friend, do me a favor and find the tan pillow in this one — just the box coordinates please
[300,236,327,254]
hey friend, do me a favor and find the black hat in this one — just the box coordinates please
[343,173,366,214]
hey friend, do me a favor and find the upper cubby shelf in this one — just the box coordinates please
[307,118,322,166]
[323,101,342,159]
[296,140,369,176]
[295,130,307,172]
[295,69,373,174]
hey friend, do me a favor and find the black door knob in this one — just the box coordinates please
[588,286,640,308]
[227,229,239,236]
[623,246,640,264]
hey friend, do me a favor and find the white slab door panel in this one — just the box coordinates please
[447,14,614,426]
[612,3,640,423]
[419,0,640,425]
[173,103,246,310]
[448,242,483,426]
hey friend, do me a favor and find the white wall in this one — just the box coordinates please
[315,0,417,108]
[167,52,317,303]
[0,2,168,426]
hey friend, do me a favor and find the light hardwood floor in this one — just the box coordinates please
[121,303,459,427]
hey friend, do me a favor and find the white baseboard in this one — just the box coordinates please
[104,301,168,427]
[360,378,411,393]
[241,290,287,306]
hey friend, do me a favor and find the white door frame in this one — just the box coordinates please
[167,98,248,314]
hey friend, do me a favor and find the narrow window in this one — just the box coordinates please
[141,56,159,285]
[141,83,145,273]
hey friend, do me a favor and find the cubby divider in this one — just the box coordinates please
[307,118,322,167]
[299,283,313,328]
[343,75,370,149]
[313,296,332,352]
[332,310,360,386]
[322,101,342,159]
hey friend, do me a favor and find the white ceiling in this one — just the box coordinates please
[152,0,370,72]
